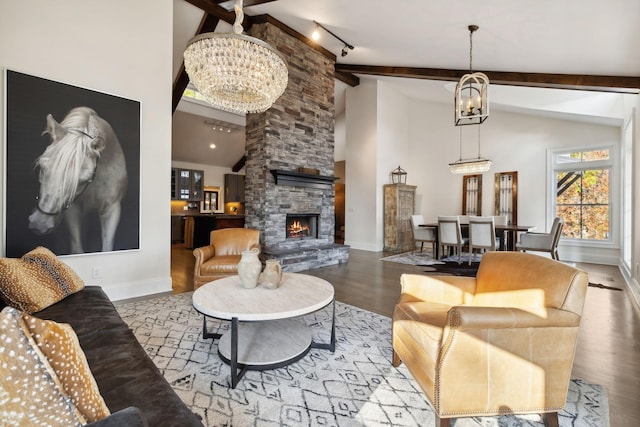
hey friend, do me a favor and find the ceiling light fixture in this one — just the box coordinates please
[312,20,354,57]
[454,25,489,126]
[183,0,288,114]
[449,125,492,174]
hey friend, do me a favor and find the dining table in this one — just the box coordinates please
[420,222,536,259]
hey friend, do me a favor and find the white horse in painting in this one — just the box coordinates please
[28,106,128,253]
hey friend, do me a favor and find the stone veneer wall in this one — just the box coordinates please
[244,21,348,271]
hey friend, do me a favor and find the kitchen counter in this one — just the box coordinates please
[176,214,246,249]
[172,213,245,218]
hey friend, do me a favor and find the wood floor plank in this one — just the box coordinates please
[171,245,638,426]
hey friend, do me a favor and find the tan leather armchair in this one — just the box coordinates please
[192,228,260,289]
[392,251,588,427]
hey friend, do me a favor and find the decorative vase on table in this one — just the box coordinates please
[261,259,283,289]
[237,248,261,289]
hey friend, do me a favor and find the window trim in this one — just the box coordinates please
[547,143,619,249]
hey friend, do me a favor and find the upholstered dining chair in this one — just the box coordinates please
[410,215,436,254]
[437,216,468,264]
[516,217,563,260]
[467,215,496,265]
[492,215,509,250]
[392,251,589,427]
[192,228,260,289]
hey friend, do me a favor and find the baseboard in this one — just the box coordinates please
[620,263,640,309]
[89,276,173,301]
[344,240,382,251]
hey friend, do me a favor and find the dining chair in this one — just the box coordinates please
[516,217,564,260]
[468,216,496,265]
[492,215,509,250]
[410,215,436,254]
[437,216,468,264]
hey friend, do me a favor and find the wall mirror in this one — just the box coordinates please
[462,174,482,216]
[494,171,518,224]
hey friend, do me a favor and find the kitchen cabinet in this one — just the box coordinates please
[224,174,245,203]
[172,168,204,201]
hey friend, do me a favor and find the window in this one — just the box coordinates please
[552,148,612,241]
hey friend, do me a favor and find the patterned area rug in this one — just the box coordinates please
[116,293,609,427]
[380,251,445,266]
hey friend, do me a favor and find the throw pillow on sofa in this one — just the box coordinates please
[22,310,111,422]
[0,306,87,426]
[0,246,84,313]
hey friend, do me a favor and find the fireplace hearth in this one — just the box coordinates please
[286,214,319,239]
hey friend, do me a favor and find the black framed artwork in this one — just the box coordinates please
[4,70,140,257]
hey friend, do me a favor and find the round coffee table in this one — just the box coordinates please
[192,272,336,388]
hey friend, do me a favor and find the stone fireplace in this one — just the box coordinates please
[242,20,349,272]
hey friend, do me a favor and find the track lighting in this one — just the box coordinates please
[312,20,354,58]
[311,23,320,41]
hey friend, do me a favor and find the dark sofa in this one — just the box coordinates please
[12,286,204,427]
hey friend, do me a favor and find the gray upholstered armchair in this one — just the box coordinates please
[516,217,563,260]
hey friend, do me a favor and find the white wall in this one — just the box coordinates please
[344,79,411,251]
[0,0,173,300]
[345,80,378,250]
[334,110,346,162]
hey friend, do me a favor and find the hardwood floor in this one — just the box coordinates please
[171,244,639,426]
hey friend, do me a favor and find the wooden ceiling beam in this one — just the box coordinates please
[172,13,221,114]
[334,64,640,93]
[183,0,237,24]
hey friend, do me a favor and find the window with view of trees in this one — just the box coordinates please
[553,148,611,241]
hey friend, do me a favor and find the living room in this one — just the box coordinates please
[1,1,639,426]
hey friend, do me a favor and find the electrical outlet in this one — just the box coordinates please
[91,266,103,279]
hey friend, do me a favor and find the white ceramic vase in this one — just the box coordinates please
[261,259,283,289]
[237,248,261,289]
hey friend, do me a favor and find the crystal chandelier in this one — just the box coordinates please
[449,125,492,174]
[454,25,489,126]
[183,0,288,114]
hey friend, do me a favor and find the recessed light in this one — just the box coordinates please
[209,143,216,149]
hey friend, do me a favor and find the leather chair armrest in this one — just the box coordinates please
[193,245,215,263]
[448,306,581,330]
[193,245,215,278]
[400,274,476,305]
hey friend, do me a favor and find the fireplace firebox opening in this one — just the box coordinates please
[286,214,319,239]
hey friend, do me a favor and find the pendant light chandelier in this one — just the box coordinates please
[183,0,288,114]
[449,124,492,174]
[454,25,489,126]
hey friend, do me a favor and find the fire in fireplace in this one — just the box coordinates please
[286,214,319,239]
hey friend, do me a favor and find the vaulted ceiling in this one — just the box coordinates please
[172,0,640,167]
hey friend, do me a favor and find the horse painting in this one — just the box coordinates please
[28,107,128,254]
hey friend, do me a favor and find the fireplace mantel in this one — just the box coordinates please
[270,169,338,190]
